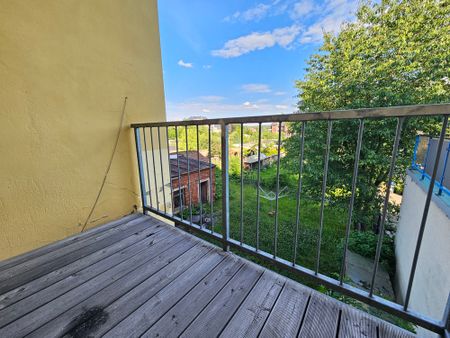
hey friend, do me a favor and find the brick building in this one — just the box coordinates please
[271,122,291,136]
[170,152,216,212]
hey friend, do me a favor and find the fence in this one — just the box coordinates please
[131,103,450,335]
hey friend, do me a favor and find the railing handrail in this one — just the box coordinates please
[131,103,450,128]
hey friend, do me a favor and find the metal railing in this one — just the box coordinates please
[131,103,450,335]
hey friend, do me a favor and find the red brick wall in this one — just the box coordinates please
[171,167,215,207]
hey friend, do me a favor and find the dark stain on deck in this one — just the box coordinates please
[66,306,108,338]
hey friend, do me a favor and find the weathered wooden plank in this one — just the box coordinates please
[0,221,165,310]
[0,215,148,281]
[219,270,285,338]
[0,213,141,272]
[378,320,416,338]
[297,291,341,338]
[338,306,378,338]
[0,213,422,338]
[142,257,243,338]
[0,217,155,293]
[0,233,196,338]
[259,280,311,338]
[25,239,204,338]
[180,262,264,338]
[0,225,172,327]
[103,249,227,337]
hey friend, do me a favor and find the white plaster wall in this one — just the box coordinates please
[395,174,450,337]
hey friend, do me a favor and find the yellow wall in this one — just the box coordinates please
[0,0,166,260]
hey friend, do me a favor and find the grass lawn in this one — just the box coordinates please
[207,166,349,280]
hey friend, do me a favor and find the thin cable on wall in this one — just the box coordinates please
[81,97,128,232]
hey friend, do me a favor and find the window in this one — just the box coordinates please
[173,187,186,210]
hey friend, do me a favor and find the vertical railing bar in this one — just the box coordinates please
[208,124,214,233]
[175,126,183,220]
[185,126,193,225]
[221,122,230,251]
[273,122,282,258]
[196,125,203,227]
[157,126,166,214]
[149,127,159,211]
[255,122,262,252]
[315,120,333,275]
[437,143,450,195]
[166,126,174,217]
[339,119,365,284]
[240,123,244,245]
[369,117,405,297]
[134,128,147,211]
[403,115,449,309]
[421,137,432,180]
[142,127,153,208]
[293,121,306,266]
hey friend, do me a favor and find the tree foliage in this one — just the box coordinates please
[284,0,449,228]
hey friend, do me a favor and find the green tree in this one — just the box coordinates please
[285,0,449,228]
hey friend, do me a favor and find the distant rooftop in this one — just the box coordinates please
[169,152,215,178]
[244,153,268,164]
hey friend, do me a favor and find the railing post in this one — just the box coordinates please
[437,143,450,195]
[165,126,174,216]
[208,124,215,233]
[221,122,230,251]
[370,117,404,297]
[340,119,364,284]
[133,127,147,213]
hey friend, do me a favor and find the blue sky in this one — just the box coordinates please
[158,0,359,120]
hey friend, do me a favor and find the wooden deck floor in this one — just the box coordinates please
[0,214,415,338]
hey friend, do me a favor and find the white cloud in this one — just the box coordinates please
[224,3,270,22]
[299,0,358,43]
[243,101,259,109]
[276,104,288,109]
[274,91,287,96]
[224,0,295,23]
[241,83,272,93]
[290,0,316,19]
[197,95,225,102]
[177,59,193,68]
[220,0,358,48]
[166,98,295,120]
[212,24,301,58]
[203,65,212,69]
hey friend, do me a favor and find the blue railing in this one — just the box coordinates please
[411,135,450,196]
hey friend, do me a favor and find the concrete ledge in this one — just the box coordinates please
[407,168,450,219]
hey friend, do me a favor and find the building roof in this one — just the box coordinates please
[244,153,268,164]
[170,152,215,178]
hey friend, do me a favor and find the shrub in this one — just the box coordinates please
[347,230,395,276]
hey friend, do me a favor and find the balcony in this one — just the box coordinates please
[0,214,413,337]
[1,104,449,337]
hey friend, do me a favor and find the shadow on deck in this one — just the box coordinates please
[0,214,414,337]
